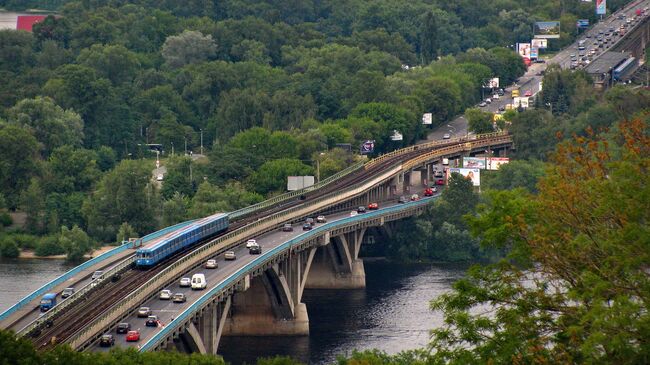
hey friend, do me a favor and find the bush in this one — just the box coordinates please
[0,238,19,258]
[34,235,65,257]
[0,212,11,227]
[6,233,38,250]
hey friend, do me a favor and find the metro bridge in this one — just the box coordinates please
[0,132,513,354]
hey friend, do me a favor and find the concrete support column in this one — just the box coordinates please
[304,230,366,289]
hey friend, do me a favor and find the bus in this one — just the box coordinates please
[511,89,519,98]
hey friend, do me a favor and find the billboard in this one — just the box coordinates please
[530,47,539,59]
[463,157,486,169]
[534,21,561,39]
[287,176,315,191]
[576,19,590,28]
[422,113,432,125]
[448,168,481,186]
[517,43,531,58]
[513,97,530,108]
[16,15,47,32]
[487,157,510,170]
[360,140,375,154]
[484,78,499,88]
[596,0,606,15]
[531,38,548,49]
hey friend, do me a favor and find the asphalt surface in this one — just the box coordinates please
[424,0,650,142]
[92,189,437,351]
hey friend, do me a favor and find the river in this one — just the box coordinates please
[0,258,467,364]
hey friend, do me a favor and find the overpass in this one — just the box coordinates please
[1,132,513,354]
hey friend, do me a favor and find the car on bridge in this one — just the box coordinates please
[305,217,315,226]
[116,322,130,334]
[317,215,327,223]
[173,293,186,303]
[137,307,152,317]
[61,287,75,299]
[159,289,173,300]
[357,206,366,213]
[246,239,257,248]
[225,251,236,260]
[91,270,103,281]
[282,223,293,232]
[410,194,420,201]
[191,273,207,290]
[179,277,191,287]
[249,244,262,255]
[398,196,409,204]
[99,334,115,347]
[145,315,158,327]
[126,330,140,342]
[423,188,435,197]
[205,259,218,269]
[302,223,312,231]
[368,202,379,210]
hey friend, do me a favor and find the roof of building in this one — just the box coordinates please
[584,51,630,75]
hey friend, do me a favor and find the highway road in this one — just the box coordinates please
[92,190,437,351]
[424,0,650,143]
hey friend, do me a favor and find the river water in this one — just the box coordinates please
[0,259,467,364]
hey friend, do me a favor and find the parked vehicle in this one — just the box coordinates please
[442,133,451,139]
[191,273,207,290]
[40,293,57,312]
[224,251,236,260]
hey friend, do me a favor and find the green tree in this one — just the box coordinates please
[429,120,650,364]
[21,178,45,234]
[482,159,546,193]
[82,160,159,241]
[160,156,196,200]
[44,146,100,194]
[465,107,494,134]
[59,225,93,262]
[162,192,190,227]
[0,237,20,258]
[0,123,40,208]
[77,44,141,85]
[116,222,138,245]
[247,159,313,195]
[162,30,217,68]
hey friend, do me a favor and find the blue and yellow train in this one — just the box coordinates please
[135,213,229,267]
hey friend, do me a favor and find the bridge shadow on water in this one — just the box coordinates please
[217,260,468,365]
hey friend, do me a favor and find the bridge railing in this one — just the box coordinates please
[68,135,512,349]
[139,196,436,351]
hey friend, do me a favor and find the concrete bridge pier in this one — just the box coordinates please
[173,297,231,354]
[305,229,367,289]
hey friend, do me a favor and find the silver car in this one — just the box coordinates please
[179,277,191,287]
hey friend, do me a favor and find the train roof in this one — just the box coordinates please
[137,213,227,253]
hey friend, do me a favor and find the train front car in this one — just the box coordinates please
[135,213,229,268]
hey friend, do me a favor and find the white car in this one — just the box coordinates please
[492,94,500,99]
[478,101,487,107]
[156,174,163,181]
[316,215,327,223]
[246,239,257,248]
[159,289,173,300]
[350,211,358,217]
[205,259,218,269]
[179,277,191,287]
[224,251,236,260]
[442,133,451,139]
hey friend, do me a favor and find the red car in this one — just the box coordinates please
[435,178,445,186]
[126,330,140,342]
[368,202,379,210]
[423,188,434,197]
[524,90,532,97]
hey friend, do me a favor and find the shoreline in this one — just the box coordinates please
[18,245,117,260]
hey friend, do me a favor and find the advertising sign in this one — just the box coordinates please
[422,113,432,125]
[531,38,548,49]
[287,176,315,191]
[487,157,510,170]
[448,168,481,186]
[517,43,531,58]
[576,19,590,28]
[530,47,539,59]
[463,157,486,169]
[534,21,561,39]
[390,130,403,141]
[513,97,529,109]
[360,140,375,154]
[596,0,606,15]
[484,77,500,88]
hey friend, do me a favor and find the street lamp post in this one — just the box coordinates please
[200,128,203,155]
[171,142,174,156]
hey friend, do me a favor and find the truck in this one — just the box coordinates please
[40,293,57,312]
[511,89,520,98]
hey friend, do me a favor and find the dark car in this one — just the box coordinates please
[249,244,262,255]
[172,293,186,303]
[305,217,315,226]
[357,206,366,213]
[145,315,158,327]
[282,223,293,232]
[116,322,130,334]
[302,223,312,231]
[398,196,409,204]
[498,106,506,112]
[99,334,115,347]
[61,287,75,299]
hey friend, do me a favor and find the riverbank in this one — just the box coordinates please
[18,245,117,259]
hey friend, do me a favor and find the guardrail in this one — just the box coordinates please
[18,255,135,337]
[139,196,436,351]
[68,135,513,349]
[229,160,365,220]
[0,242,132,325]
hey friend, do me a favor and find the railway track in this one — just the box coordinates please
[31,137,473,350]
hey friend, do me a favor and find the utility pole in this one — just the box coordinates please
[184,137,187,155]
[171,142,174,156]
[200,128,203,155]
